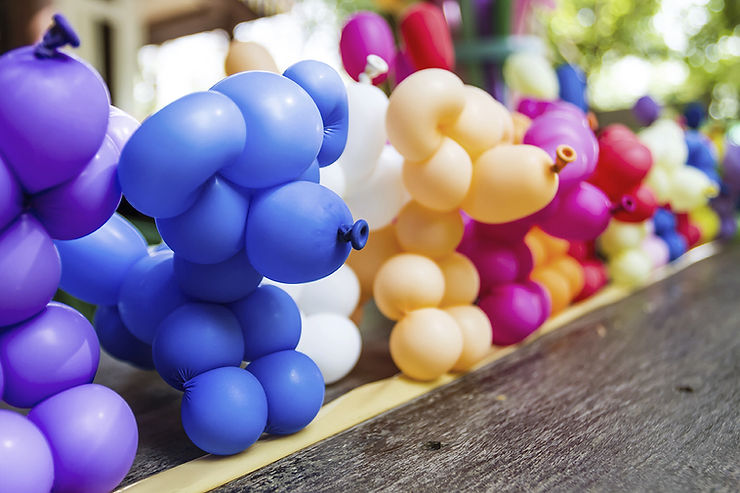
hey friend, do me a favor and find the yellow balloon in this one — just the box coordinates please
[639,119,687,171]
[645,166,671,205]
[511,112,532,145]
[445,305,492,372]
[551,256,585,300]
[669,166,718,212]
[225,41,279,75]
[386,69,466,162]
[503,52,559,99]
[609,248,652,286]
[394,201,464,259]
[689,205,721,243]
[462,145,559,223]
[389,308,463,381]
[599,220,649,257]
[350,304,364,327]
[347,225,402,300]
[531,266,571,315]
[403,138,472,212]
[373,253,445,320]
[445,85,514,158]
[527,227,569,263]
[438,252,480,307]
[524,230,547,267]
[710,133,724,158]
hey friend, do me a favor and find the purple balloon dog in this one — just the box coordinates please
[0,15,138,493]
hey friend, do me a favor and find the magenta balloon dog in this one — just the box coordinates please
[459,98,603,347]
[522,100,598,189]
[458,220,551,346]
[521,99,612,241]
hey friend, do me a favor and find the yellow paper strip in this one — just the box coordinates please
[119,242,720,493]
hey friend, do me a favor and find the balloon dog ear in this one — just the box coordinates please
[284,60,349,167]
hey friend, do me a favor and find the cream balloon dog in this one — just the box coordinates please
[371,69,571,381]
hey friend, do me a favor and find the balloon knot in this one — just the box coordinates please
[34,14,80,58]
[339,219,369,250]
[587,111,599,131]
[552,145,576,173]
[358,55,389,84]
[611,195,636,215]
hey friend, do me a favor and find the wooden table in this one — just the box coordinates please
[7,244,740,491]
[218,244,740,491]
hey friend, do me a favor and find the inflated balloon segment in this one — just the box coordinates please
[0,16,138,493]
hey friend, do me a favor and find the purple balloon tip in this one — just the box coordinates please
[35,13,80,58]
[632,95,661,127]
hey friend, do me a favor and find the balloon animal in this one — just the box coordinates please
[589,123,662,286]
[340,6,455,88]
[371,68,565,380]
[0,15,137,493]
[57,60,366,455]
[462,98,605,346]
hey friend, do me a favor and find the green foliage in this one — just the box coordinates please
[54,290,96,322]
[542,0,739,118]
[334,0,378,16]
[546,0,664,67]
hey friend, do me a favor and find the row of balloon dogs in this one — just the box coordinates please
[0,8,736,493]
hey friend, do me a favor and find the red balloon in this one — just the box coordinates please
[590,124,653,199]
[568,240,596,262]
[613,183,657,223]
[597,123,634,142]
[675,213,701,247]
[400,4,455,71]
[574,259,608,302]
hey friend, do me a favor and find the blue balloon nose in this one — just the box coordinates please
[339,219,369,250]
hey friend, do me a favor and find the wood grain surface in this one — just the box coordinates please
[4,245,739,491]
[213,245,740,492]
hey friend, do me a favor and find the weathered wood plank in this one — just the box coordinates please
[214,245,740,492]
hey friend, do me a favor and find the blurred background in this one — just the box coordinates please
[0,0,736,319]
[1,0,736,125]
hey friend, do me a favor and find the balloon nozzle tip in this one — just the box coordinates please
[612,195,637,215]
[552,145,576,173]
[339,219,369,250]
[358,55,389,84]
[35,13,79,58]
[587,111,599,131]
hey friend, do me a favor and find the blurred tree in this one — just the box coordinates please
[541,0,739,119]
[335,0,379,16]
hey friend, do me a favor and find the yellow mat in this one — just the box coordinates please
[118,242,720,493]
